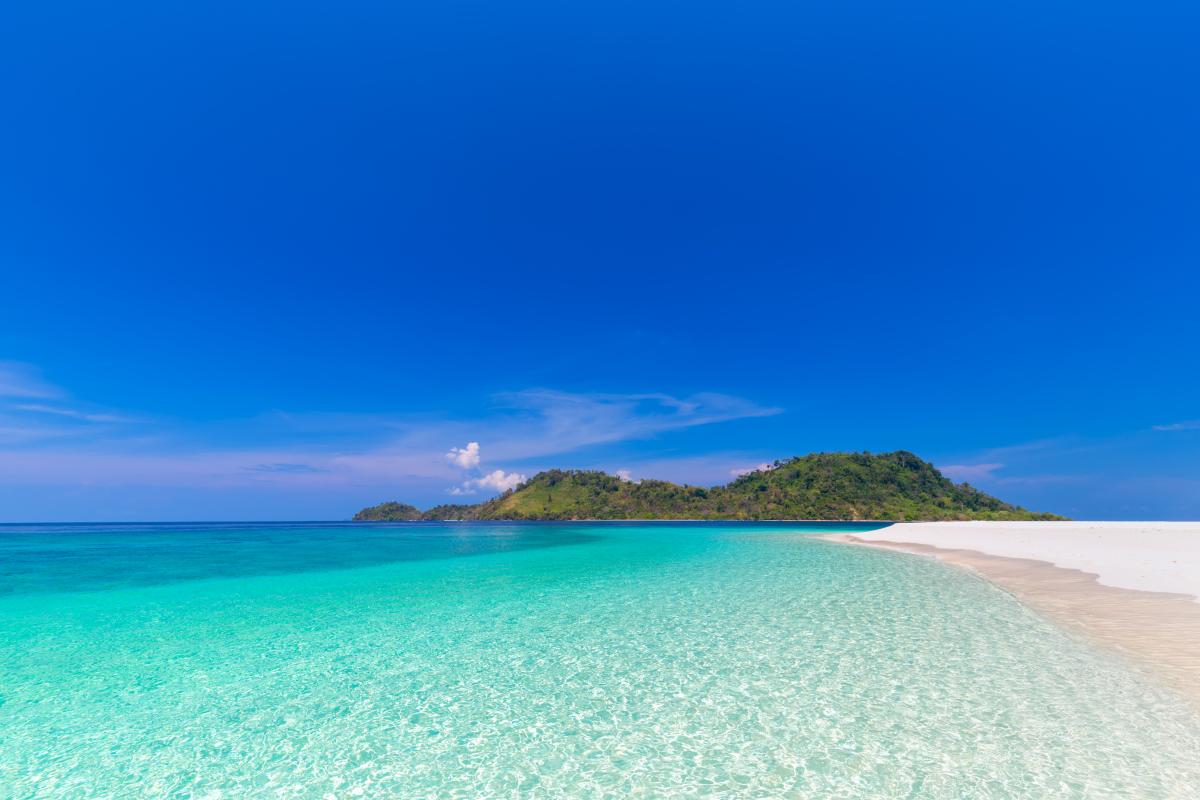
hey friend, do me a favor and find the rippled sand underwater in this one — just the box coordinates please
[2,522,1199,798]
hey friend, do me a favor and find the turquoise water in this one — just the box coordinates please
[2,522,1199,799]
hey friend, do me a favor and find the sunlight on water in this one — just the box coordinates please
[2,523,1198,798]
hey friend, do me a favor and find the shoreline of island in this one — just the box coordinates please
[821,521,1200,709]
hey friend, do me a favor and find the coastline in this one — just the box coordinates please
[823,522,1200,709]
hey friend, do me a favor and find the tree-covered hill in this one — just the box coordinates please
[351,501,422,521]
[354,451,1063,522]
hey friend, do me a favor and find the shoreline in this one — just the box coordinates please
[823,522,1200,709]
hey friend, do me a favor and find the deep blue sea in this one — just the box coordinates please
[2,521,1199,798]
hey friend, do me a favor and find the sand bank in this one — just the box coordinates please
[824,522,1200,708]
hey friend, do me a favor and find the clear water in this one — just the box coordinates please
[2,522,1199,799]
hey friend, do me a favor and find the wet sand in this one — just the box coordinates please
[824,522,1200,708]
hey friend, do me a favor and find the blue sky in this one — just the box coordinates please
[2,0,1198,521]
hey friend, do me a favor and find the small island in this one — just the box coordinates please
[354,450,1062,522]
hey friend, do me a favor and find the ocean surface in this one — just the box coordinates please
[3,521,1199,799]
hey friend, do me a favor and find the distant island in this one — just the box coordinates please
[354,451,1063,522]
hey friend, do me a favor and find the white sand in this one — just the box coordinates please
[857,521,1200,601]
[829,521,1200,706]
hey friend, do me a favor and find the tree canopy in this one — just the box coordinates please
[354,451,1064,522]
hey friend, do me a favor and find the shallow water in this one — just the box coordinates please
[2,522,1198,798]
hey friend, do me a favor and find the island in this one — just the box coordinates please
[354,450,1062,522]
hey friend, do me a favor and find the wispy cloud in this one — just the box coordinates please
[0,362,147,446]
[1153,420,1200,432]
[960,437,1075,462]
[730,462,773,477]
[11,403,137,424]
[991,473,1087,487]
[931,433,1141,509]
[484,389,781,459]
[244,462,330,474]
[933,436,1098,485]
[0,370,774,505]
[938,462,1004,482]
[0,361,63,399]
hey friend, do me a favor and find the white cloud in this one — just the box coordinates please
[0,374,778,506]
[244,462,329,474]
[938,462,1004,482]
[616,469,634,482]
[446,441,481,469]
[1153,420,1200,432]
[0,361,62,399]
[0,363,143,446]
[444,440,523,496]
[451,469,527,495]
[730,462,773,477]
[476,469,526,492]
[0,424,81,445]
[484,389,782,459]
[12,403,134,424]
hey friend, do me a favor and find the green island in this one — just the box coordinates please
[354,450,1063,522]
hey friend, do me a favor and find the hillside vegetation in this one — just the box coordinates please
[350,501,422,521]
[353,451,1062,522]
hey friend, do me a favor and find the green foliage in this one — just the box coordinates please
[420,504,483,520]
[353,451,1066,522]
[351,501,422,521]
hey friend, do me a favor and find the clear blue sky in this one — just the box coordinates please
[2,0,1198,520]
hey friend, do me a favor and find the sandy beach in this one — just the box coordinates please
[825,521,1200,707]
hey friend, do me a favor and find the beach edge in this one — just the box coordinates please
[821,528,1200,710]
